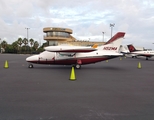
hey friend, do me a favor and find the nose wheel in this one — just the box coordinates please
[28,64,33,68]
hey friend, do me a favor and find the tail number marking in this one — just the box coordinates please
[103,47,117,50]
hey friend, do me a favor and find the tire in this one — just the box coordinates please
[75,64,81,69]
[28,64,33,68]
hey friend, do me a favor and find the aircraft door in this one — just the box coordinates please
[39,51,55,63]
[55,52,73,60]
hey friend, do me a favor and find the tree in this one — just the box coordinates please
[22,38,28,46]
[22,38,29,53]
[17,38,22,47]
[5,45,13,53]
[17,38,22,53]
[41,42,48,48]
[29,38,34,53]
[29,38,34,47]
[1,40,7,50]
[33,41,39,50]
[12,41,18,53]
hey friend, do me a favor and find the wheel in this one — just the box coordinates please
[28,64,33,68]
[146,57,148,60]
[75,64,81,69]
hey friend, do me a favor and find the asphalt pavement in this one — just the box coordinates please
[0,54,154,120]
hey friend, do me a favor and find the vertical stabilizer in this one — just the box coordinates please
[99,32,125,52]
[127,44,137,52]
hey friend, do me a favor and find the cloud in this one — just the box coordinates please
[0,0,154,49]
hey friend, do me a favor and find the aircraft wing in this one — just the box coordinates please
[44,46,97,52]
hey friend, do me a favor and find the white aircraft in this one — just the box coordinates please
[26,32,125,69]
[127,44,154,60]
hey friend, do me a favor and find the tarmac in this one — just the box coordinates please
[0,54,154,120]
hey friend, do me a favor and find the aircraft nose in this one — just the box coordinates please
[26,55,38,62]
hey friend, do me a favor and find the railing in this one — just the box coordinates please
[43,35,70,38]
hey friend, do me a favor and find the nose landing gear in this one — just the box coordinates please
[28,64,33,68]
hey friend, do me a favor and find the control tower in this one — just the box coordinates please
[43,27,104,46]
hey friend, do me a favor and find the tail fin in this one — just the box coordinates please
[127,44,137,52]
[99,32,125,52]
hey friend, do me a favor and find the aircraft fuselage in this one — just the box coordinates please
[26,51,121,66]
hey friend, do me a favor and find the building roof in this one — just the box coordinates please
[43,27,72,34]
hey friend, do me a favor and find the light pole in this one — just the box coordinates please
[25,28,30,53]
[102,32,105,42]
[110,23,115,38]
[25,28,30,41]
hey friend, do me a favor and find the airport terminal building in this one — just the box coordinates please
[43,27,104,46]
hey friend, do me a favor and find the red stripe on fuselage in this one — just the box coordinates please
[27,56,118,65]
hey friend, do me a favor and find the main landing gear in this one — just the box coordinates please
[74,59,82,69]
[132,56,137,58]
[75,64,81,69]
[73,64,81,69]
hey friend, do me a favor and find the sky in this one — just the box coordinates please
[0,0,154,49]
